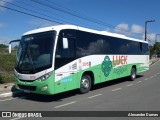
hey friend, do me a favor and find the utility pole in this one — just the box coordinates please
[144,20,155,41]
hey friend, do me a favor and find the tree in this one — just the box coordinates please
[0,44,8,54]
[150,42,160,58]
[155,42,160,54]
[0,44,7,48]
[149,45,154,55]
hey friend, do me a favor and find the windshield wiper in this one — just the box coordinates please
[16,41,26,69]
[28,42,36,73]
[17,41,36,73]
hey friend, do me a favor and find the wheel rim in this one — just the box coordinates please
[132,69,136,79]
[81,78,89,89]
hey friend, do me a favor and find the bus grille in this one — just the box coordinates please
[19,79,35,82]
[18,84,36,91]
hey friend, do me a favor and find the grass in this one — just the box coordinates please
[0,52,16,84]
[0,72,14,84]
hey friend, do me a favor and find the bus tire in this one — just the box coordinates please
[80,75,91,94]
[130,67,136,81]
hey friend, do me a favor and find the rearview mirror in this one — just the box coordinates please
[9,44,12,54]
[62,38,68,49]
[9,39,20,54]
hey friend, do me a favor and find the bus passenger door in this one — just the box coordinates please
[54,30,77,94]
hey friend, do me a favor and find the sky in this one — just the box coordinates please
[0,0,160,45]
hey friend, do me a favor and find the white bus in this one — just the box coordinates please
[9,25,149,95]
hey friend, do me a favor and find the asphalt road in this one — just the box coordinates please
[0,60,160,120]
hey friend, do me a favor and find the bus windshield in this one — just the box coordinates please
[15,31,56,74]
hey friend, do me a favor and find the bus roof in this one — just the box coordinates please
[23,24,148,43]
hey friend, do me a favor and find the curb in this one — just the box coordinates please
[150,59,160,67]
[0,83,24,99]
[0,91,23,99]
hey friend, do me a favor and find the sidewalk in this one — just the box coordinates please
[0,83,23,98]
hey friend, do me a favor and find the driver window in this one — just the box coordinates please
[55,29,76,69]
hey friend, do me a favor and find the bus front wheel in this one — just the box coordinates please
[130,67,136,81]
[80,75,91,94]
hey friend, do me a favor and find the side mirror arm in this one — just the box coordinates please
[9,39,20,54]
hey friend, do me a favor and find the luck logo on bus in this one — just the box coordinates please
[112,55,128,67]
[102,55,128,77]
[101,56,112,77]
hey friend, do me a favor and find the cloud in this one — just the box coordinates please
[142,33,157,45]
[0,0,12,11]
[157,36,160,42]
[114,23,134,36]
[146,33,156,42]
[114,23,146,40]
[108,23,158,45]
[114,23,129,33]
[131,24,144,34]
[114,23,145,35]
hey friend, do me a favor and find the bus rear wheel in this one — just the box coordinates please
[130,67,136,81]
[80,75,91,94]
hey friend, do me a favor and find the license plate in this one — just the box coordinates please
[24,90,30,93]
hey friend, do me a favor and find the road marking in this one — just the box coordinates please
[0,96,28,102]
[54,101,76,108]
[150,76,154,78]
[88,94,102,99]
[153,74,157,77]
[144,78,149,81]
[126,84,134,87]
[137,81,142,83]
[112,88,122,91]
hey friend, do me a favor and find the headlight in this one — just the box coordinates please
[41,85,48,91]
[38,71,52,81]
